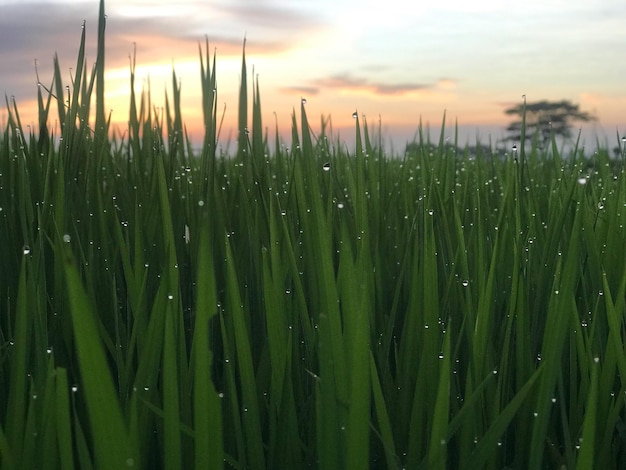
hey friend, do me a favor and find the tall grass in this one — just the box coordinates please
[1,1,626,468]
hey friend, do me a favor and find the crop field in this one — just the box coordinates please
[1,2,626,469]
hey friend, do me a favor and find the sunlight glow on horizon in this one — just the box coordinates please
[0,0,623,149]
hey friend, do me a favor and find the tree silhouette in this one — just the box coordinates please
[504,100,595,146]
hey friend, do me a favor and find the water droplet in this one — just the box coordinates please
[322,162,331,171]
[461,280,469,287]
[167,294,174,300]
[198,200,204,207]
[337,202,344,209]
[597,202,604,210]
[577,177,587,185]
[23,245,30,255]
[428,209,434,216]
[512,144,517,152]
[352,111,358,119]
[301,98,307,104]
[71,385,78,393]
[594,356,600,363]
[63,234,71,243]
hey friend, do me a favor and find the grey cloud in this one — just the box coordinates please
[312,73,433,96]
[212,0,325,32]
[279,86,320,96]
[0,1,329,101]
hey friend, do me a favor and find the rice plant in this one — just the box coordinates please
[1,1,625,468]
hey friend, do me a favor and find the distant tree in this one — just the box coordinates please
[504,99,595,146]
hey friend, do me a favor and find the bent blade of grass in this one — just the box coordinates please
[62,245,136,468]
[602,272,626,386]
[595,272,626,462]
[469,365,543,467]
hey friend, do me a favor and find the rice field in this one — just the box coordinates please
[1,2,626,468]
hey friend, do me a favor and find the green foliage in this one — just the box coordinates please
[505,98,595,146]
[1,2,626,469]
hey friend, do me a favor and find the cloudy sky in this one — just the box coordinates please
[1,0,624,149]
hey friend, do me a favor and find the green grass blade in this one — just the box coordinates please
[192,224,223,469]
[55,368,75,470]
[370,353,398,468]
[427,327,451,469]
[62,245,136,468]
[5,257,29,464]
[469,365,543,467]
[576,360,599,469]
[224,235,265,469]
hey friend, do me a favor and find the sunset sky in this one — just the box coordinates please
[1,0,624,150]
